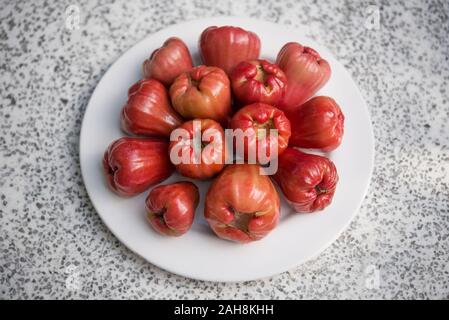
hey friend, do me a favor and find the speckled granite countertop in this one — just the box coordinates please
[1,0,448,299]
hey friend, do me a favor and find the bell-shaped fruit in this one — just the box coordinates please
[276,42,331,112]
[142,37,193,86]
[231,59,287,106]
[169,65,232,125]
[230,103,291,164]
[288,96,344,151]
[103,137,174,197]
[169,119,227,180]
[199,26,261,75]
[145,181,199,236]
[205,164,280,243]
[274,148,338,213]
[121,78,183,138]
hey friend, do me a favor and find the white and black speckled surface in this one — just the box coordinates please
[1,0,448,299]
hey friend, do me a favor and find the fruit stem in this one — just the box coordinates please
[255,118,274,139]
[228,207,255,233]
[254,64,267,84]
[190,76,199,88]
[315,185,328,194]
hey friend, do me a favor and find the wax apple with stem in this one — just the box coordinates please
[121,78,183,138]
[169,119,227,180]
[199,26,261,75]
[230,103,291,164]
[231,59,287,106]
[205,164,280,243]
[274,148,338,213]
[103,137,174,197]
[145,181,199,236]
[169,65,232,125]
[276,42,331,112]
[142,37,193,86]
[288,96,344,151]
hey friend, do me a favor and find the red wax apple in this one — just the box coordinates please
[199,26,261,75]
[288,96,344,151]
[169,65,232,125]
[145,181,199,236]
[276,42,331,112]
[274,148,338,213]
[142,37,193,86]
[121,78,183,138]
[230,103,291,163]
[231,59,287,106]
[103,137,174,197]
[205,164,280,243]
[169,119,227,180]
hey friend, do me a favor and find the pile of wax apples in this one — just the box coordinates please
[103,26,344,243]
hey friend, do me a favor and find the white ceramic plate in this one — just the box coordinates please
[80,17,374,282]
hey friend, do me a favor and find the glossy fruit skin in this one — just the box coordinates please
[231,59,287,106]
[169,66,232,125]
[145,181,199,236]
[230,103,291,163]
[102,137,174,197]
[169,119,227,180]
[199,26,261,75]
[288,96,344,151]
[205,164,280,243]
[142,37,193,86]
[274,148,338,213]
[121,79,183,138]
[276,42,331,112]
